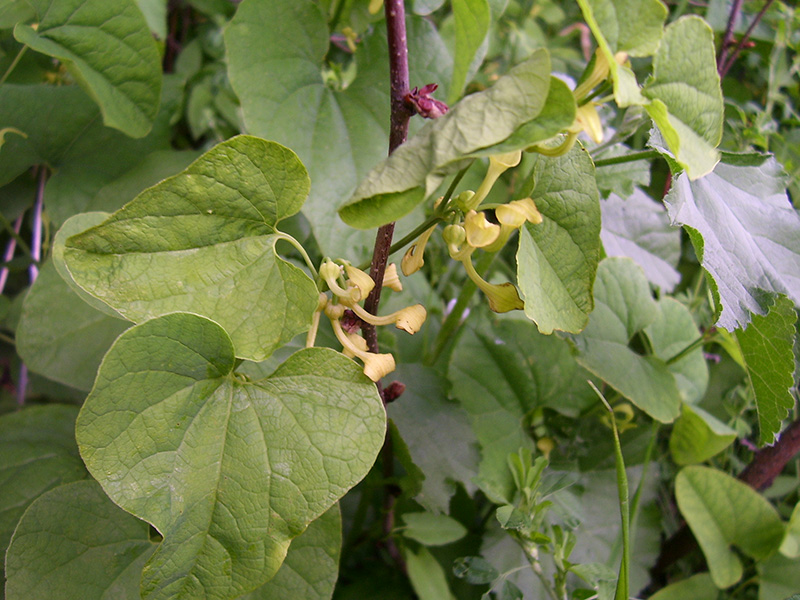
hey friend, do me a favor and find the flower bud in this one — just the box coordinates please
[453,190,476,211]
[464,210,500,248]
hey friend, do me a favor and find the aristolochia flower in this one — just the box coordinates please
[574,102,604,144]
[495,198,543,228]
[464,210,500,248]
[382,263,403,292]
[345,301,427,335]
[467,151,522,210]
[402,223,438,276]
[328,312,396,381]
[320,260,360,302]
[461,255,524,313]
[344,264,375,301]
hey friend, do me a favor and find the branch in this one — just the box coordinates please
[717,0,745,73]
[718,0,776,78]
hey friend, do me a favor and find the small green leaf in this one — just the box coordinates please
[517,145,601,334]
[664,156,800,331]
[734,295,798,445]
[5,480,156,600]
[669,403,736,465]
[239,506,342,600]
[453,556,499,584]
[676,465,785,588]
[571,258,682,422]
[339,49,553,229]
[14,0,162,138]
[647,572,717,599]
[402,512,467,546]
[594,147,652,199]
[76,312,385,600]
[779,501,800,558]
[449,0,490,103]
[600,189,680,292]
[642,17,724,179]
[63,136,319,362]
[758,554,800,600]
[407,547,457,600]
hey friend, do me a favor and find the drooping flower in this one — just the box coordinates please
[464,210,500,248]
[382,263,403,292]
[467,151,522,210]
[320,260,360,302]
[345,301,428,335]
[344,264,375,301]
[460,254,524,313]
[402,223,438,276]
[328,311,396,382]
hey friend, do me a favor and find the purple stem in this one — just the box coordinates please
[0,216,23,295]
[717,0,745,72]
[719,0,776,78]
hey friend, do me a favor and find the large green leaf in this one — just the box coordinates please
[449,316,597,500]
[642,17,724,179]
[449,0,490,103]
[14,0,162,138]
[734,295,797,445]
[758,554,800,600]
[0,405,87,586]
[676,466,785,588]
[76,312,385,600]
[600,189,681,292]
[387,364,480,514]
[63,136,319,362]
[5,480,156,600]
[648,573,718,600]
[226,1,452,259]
[338,49,553,229]
[779,501,800,559]
[516,145,601,334]
[664,155,800,330]
[669,403,736,465]
[240,506,342,600]
[571,258,682,422]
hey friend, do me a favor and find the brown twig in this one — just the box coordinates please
[718,0,776,78]
[717,0,745,71]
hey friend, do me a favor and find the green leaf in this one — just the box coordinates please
[239,506,342,600]
[642,17,724,179]
[76,312,385,600]
[5,480,156,600]
[16,259,130,391]
[648,573,718,600]
[338,49,553,229]
[449,0,490,103]
[63,136,319,362]
[577,0,666,57]
[0,1,34,28]
[226,1,452,259]
[600,189,681,292]
[669,403,736,465]
[453,556,500,584]
[402,512,468,546]
[571,258,682,422]
[387,364,480,514]
[664,157,800,331]
[758,554,800,600]
[676,465,785,588]
[406,547,456,600]
[516,145,601,334]
[135,0,167,39]
[449,317,596,499]
[734,296,798,445]
[594,147,652,199]
[0,405,87,582]
[14,0,162,138]
[779,501,800,558]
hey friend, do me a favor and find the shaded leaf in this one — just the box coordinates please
[676,465,785,588]
[76,313,385,600]
[449,0,490,103]
[600,189,680,292]
[14,0,162,138]
[594,147,651,199]
[648,573,718,600]
[779,501,800,559]
[758,554,800,600]
[734,295,797,445]
[406,547,456,600]
[669,403,736,465]
[63,136,319,362]
[664,156,800,330]
[517,145,601,334]
[453,556,499,584]
[402,512,467,546]
[5,480,156,600]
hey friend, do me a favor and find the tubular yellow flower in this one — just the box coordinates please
[344,264,375,301]
[573,48,610,101]
[346,301,428,335]
[467,151,522,210]
[402,223,437,276]
[461,255,524,313]
[382,263,403,292]
[329,315,396,381]
[496,198,543,228]
[464,210,500,248]
[574,102,604,144]
[320,260,360,302]
[341,331,369,359]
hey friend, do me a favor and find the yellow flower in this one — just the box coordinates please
[461,255,524,313]
[382,263,403,292]
[345,301,428,335]
[320,260,360,302]
[464,210,500,248]
[496,198,543,228]
[329,315,396,382]
[467,151,522,210]
[344,264,375,301]
[573,48,610,101]
[402,224,438,276]
[573,102,604,144]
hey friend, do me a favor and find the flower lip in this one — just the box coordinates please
[402,224,437,276]
[344,264,375,301]
[464,210,501,248]
[496,198,543,228]
[382,263,403,292]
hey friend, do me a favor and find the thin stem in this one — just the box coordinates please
[520,541,560,600]
[0,45,28,85]
[665,330,715,365]
[29,167,47,281]
[719,0,776,78]
[717,0,745,72]
[274,232,318,279]
[0,213,32,257]
[0,216,23,295]
[592,149,660,168]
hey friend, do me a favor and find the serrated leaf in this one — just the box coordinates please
[642,17,723,179]
[387,364,480,514]
[63,136,319,362]
[600,189,680,291]
[338,49,552,229]
[664,156,800,331]
[239,506,342,600]
[402,512,467,546]
[571,258,682,422]
[76,312,385,600]
[14,0,162,138]
[5,480,156,600]
[676,466,785,588]
[517,145,601,334]
[226,1,452,259]
[734,295,798,445]
[16,259,130,391]
[450,0,490,103]
[669,403,736,465]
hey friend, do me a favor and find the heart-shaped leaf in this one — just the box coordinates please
[14,0,162,138]
[63,136,319,362]
[76,312,386,600]
[669,403,736,465]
